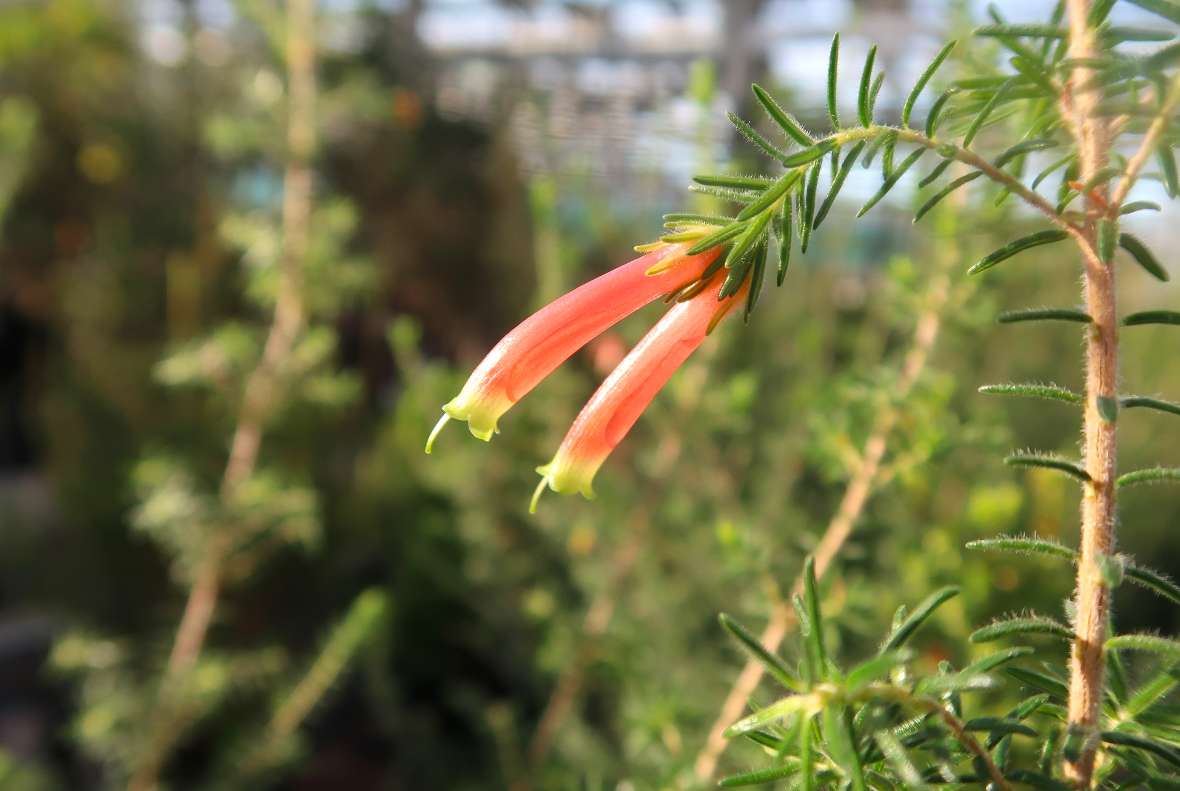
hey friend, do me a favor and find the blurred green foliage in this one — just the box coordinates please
[0,1,1178,789]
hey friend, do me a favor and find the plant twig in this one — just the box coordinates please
[128,2,317,788]
[1109,71,1180,209]
[692,259,955,782]
[1060,1,1118,785]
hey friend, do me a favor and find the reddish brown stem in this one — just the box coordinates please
[1062,1,1117,786]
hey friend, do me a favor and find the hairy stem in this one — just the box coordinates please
[1062,0,1117,785]
[693,258,955,782]
[129,2,317,788]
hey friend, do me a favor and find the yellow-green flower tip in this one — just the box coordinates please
[442,393,508,443]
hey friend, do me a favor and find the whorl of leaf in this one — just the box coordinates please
[978,382,1082,404]
[1004,452,1091,481]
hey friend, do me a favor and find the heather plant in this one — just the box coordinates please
[431,0,1180,787]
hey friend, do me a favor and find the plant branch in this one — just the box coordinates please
[1061,0,1118,786]
[1109,71,1180,209]
[693,258,955,782]
[128,2,317,788]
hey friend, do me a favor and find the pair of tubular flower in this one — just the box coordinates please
[426,237,745,511]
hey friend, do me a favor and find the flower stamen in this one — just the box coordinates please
[424,412,451,455]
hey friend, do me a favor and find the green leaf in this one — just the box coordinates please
[1127,665,1180,717]
[845,650,912,692]
[1157,143,1179,198]
[857,148,925,217]
[827,33,841,129]
[971,614,1073,643]
[776,200,792,286]
[1107,634,1180,660]
[752,83,814,147]
[1007,667,1069,699]
[975,24,1068,38]
[962,646,1036,676]
[1117,467,1180,488]
[1123,310,1180,326]
[963,717,1037,737]
[1121,395,1180,418]
[915,671,996,695]
[998,307,1092,324]
[688,184,759,205]
[968,230,1070,275]
[736,170,802,221]
[725,696,812,737]
[914,172,980,223]
[1102,730,1180,769]
[1120,200,1162,215]
[814,142,866,228]
[868,72,885,122]
[799,713,815,791]
[966,535,1076,562]
[782,140,836,168]
[925,88,957,137]
[994,137,1058,168]
[978,382,1082,404]
[694,173,775,191]
[719,762,800,787]
[800,161,820,253]
[917,157,954,189]
[1097,394,1119,422]
[858,45,877,127]
[1004,452,1090,481]
[1126,562,1180,606]
[663,212,735,226]
[874,730,927,789]
[686,221,747,255]
[903,40,956,128]
[963,77,1016,148]
[719,613,802,693]
[727,112,791,166]
[1119,233,1170,281]
[1032,153,1076,190]
[1098,218,1117,264]
[1123,0,1180,25]
[880,587,959,653]
[802,557,827,679]
[823,706,866,791]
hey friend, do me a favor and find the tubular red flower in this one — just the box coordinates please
[531,274,747,512]
[426,241,722,450]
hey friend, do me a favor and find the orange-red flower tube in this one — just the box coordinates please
[530,275,746,512]
[426,242,722,450]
